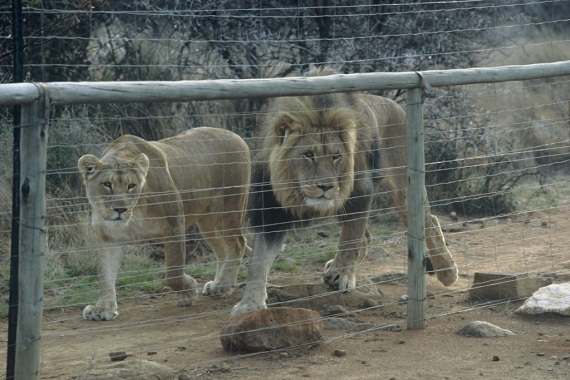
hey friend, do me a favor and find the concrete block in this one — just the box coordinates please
[469,272,552,301]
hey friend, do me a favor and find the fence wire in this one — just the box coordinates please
[1,1,570,379]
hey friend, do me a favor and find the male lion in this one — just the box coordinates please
[78,127,251,321]
[232,67,458,316]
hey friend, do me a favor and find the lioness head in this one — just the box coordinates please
[78,153,150,224]
[263,89,365,218]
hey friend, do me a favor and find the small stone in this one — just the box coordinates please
[109,350,127,362]
[317,231,330,238]
[220,362,231,373]
[333,349,347,357]
[537,352,545,357]
[397,340,405,345]
[390,325,402,332]
[147,351,157,355]
[454,321,515,337]
[178,373,191,380]
[322,305,352,317]
[361,298,379,308]
[492,356,500,361]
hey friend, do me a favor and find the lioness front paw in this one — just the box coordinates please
[176,277,199,307]
[202,280,233,296]
[323,259,356,291]
[83,305,118,321]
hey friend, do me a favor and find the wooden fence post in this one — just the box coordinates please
[15,84,49,379]
[406,86,427,330]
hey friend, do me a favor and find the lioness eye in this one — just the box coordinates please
[127,183,136,191]
[102,182,112,189]
[332,153,341,161]
[304,152,314,160]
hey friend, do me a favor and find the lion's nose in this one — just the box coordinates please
[317,184,334,193]
[113,207,128,215]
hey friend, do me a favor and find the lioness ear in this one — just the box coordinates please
[134,153,150,176]
[77,154,102,184]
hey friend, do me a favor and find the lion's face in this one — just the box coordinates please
[264,95,358,218]
[78,153,150,225]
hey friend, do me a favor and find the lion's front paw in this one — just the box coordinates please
[323,259,356,291]
[83,305,118,321]
[230,299,266,318]
[202,280,233,296]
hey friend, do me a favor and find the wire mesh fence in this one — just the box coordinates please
[1,1,570,379]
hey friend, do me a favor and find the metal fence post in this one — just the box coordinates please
[15,83,49,379]
[406,86,427,330]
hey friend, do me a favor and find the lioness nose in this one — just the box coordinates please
[113,207,127,215]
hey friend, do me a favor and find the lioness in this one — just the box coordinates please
[232,67,458,316]
[78,127,251,321]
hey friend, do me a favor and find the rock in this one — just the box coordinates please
[323,317,385,332]
[454,321,515,337]
[361,298,379,308]
[321,305,352,317]
[450,211,458,221]
[469,272,552,301]
[371,272,407,284]
[84,359,173,379]
[266,276,382,309]
[515,283,570,316]
[109,351,128,361]
[220,307,325,352]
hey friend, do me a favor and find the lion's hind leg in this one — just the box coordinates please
[385,174,458,286]
[425,214,458,286]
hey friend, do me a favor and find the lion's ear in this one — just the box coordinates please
[77,154,102,184]
[273,114,295,138]
[134,153,150,176]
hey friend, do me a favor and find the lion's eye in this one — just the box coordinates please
[332,153,341,162]
[127,183,136,191]
[304,152,314,160]
[102,182,112,189]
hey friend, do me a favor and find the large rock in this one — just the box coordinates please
[515,282,570,316]
[220,307,325,352]
[469,272,552,301]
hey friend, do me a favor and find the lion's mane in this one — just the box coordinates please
[250,67,381,228]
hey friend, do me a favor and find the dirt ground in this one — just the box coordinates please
[2,209,570,380]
